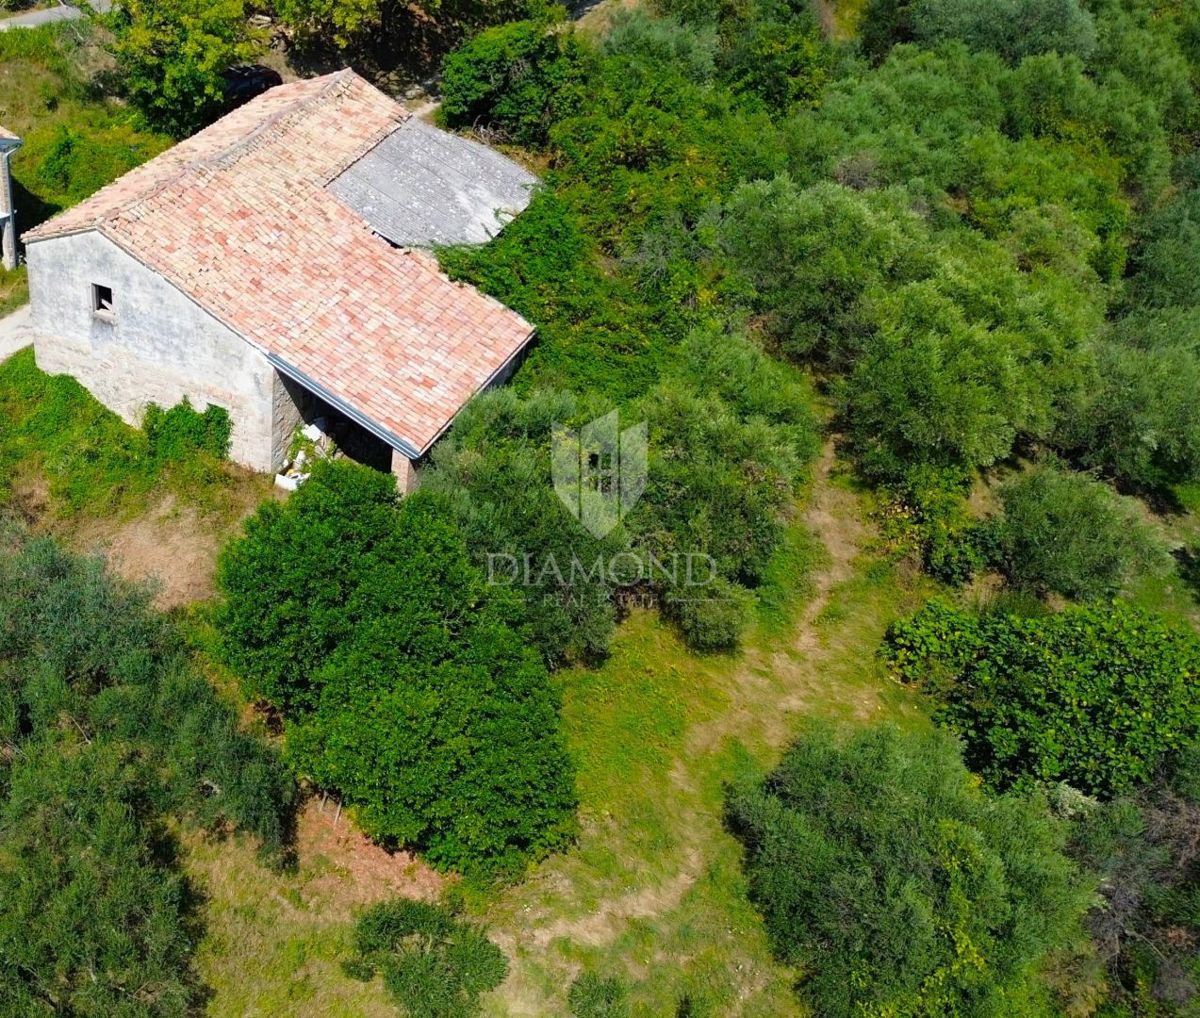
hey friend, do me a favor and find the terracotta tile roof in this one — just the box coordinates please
[23,70,535,456]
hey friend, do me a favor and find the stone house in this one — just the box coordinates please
[0,126,20,271]
[22,71,538,487]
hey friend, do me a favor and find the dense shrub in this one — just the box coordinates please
[218,461,577,872]
[727,725,1087,1018]
[986,465,1163,600]
[886,600,1200,796]
[344,900,507,1018]
[144,399,233,462]
[912,0,1096,63]
[0,526,295,1013]
[440,17,591,146]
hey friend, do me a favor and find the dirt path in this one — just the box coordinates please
[687,437,872,760]
[490,439,876,994]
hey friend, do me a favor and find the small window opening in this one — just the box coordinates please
[92,284,114,318]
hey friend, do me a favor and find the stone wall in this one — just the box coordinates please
[25,230,294,471]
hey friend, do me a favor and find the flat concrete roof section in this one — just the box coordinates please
[328,119,538,248]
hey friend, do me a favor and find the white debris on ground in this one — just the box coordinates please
[274,418,338,492]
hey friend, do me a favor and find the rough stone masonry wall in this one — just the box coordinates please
[25,230,287,471]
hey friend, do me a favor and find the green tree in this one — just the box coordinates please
[987,464,1164,600]
[0,739,197,1017]
[439,17,591,147]
[0,527,295,1014]
[1055,310,1200,488]
[719,178,929,366]
[886,600,1200,796]
[218,463,577,872]
[104,0,263,137]
[911,0,1096,63]
[727,725,1088,1018]
[271,0,380,47]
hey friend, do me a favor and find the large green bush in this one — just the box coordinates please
[886,600,1200,796]
[217,461,577,872]
[440,17,590,146]
[986,464,1163,600]
[727,724,1087,1018]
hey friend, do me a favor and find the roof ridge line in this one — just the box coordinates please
[197,69,359,174]
[28,70,364,241]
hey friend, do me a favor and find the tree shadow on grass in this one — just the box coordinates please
[1172,547,1200,605]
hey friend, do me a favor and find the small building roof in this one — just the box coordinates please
[23,71,536,457]
[329,118,537,246]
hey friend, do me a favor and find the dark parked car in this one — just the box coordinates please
[222,65,283,111]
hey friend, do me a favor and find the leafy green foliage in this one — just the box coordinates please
[1057,308,1200,489]
[886,600,1200,796]
[986,465,1164,600]
[217,461,577,872]
[144,399,233,462]
[912,0,1097,63]
[344,900,507,1018]
[0,527,295,1014]
[1128,187,1200,309]
[727,725,1087,1018]
[440,16,591,146]
[272,0,382,47]
[422,328,818,660]
[0,349,244,517]
[877,464,991,585]
[0,737,198,1017]
[104,0,263,136]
